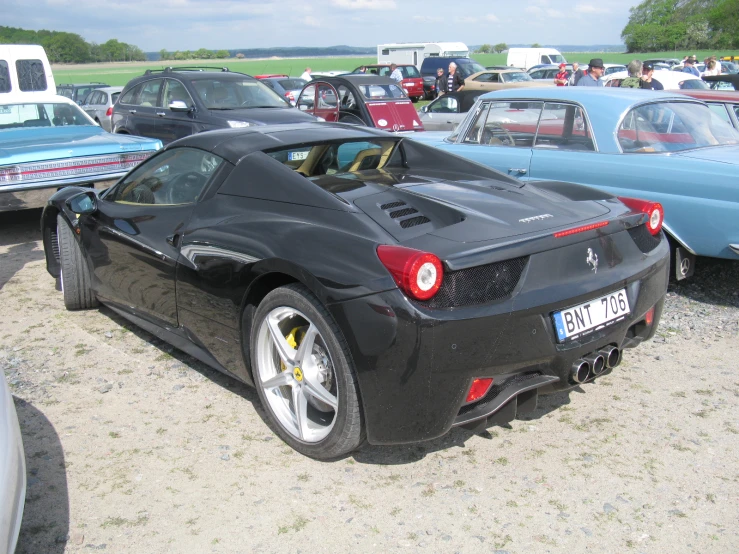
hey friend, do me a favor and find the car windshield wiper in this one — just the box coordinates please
[248,105,286,109]
[209,107,237,110]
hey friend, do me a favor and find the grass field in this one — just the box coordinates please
[51,50,730,85]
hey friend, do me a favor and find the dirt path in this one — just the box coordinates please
[2,209,738,553]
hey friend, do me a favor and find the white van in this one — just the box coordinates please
[506,48,566,70]
[0,44,55,98]
[378,42,469,69]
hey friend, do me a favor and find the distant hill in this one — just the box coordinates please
[146,45,375,61]
[470,44,627,53]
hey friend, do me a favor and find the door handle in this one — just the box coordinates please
[156,112,166,117]
[166,234,180,247]
[509,168,527,175]
[128,109,137,114]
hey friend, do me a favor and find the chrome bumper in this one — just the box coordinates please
[730,244,739,255]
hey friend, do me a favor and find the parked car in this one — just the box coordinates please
[56,82,110,105]
[528,64,571,81]
[417,90,484,131]
[80,86,123,132]
[703,73,739,90]
[1,370,25,554]
[0,94,162,211]
[422,76,438,100]
[351,64,424,102]
[257,76,307,106]
[409,87,739,279]
[112,67,317,145]
[604,70,708,90]
[678,89,739,129]
[296,75,423,131]
[42,122,669,458]
[464,69,554,91]
[419,57,487,80]
[643,58,681,68]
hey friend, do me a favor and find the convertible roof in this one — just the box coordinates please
[171,122,395,164]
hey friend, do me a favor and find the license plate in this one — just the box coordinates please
[288,150,308,161]
[553,289,630,342]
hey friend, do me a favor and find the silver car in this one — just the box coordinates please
[417,90,483,131]
[80,86,124,132]
[1,371,25,554]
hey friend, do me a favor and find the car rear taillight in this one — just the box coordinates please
[553,221,609,238]
[465,378,494,404]
[285,91,294,102]
[618,197,664,235]
[377,245,443,301]
[105,106,113,117]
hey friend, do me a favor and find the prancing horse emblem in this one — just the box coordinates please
[586,248,598,273]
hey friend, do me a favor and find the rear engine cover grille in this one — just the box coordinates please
[420,256,529,309]
[389,207,418,218]
[457,372,541,416]
[628,226,663,254]
[400,216,430,228]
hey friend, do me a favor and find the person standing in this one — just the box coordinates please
[640,63,664,90]
[554,63,568,86]
[569,62,583,86]
[620,60,643,88]
[389,63,403,82]
[702,58,719,77]
[445,62,465,93]
[682,56,700,77]
[577,58,605,86]
[300,67,312,81]
[434,67,446,98]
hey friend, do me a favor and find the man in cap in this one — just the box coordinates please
[577,58,605,86]
[640,62,664,90]
[682,56,700,77]
[554,63,569,86]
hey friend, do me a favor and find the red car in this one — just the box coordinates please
[677,89,739,129]
[352,64,424,102]
[253,73,289,80]
[296,75,424,132]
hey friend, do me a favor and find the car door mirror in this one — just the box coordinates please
[66,191,97,215]
[169,100,191,112]
[421,105,428,113]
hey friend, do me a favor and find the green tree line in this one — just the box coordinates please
[0,25,146,63]
[159,48,230,61]
[622,0,739,52]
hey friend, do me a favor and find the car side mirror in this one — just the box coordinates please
[169,100,191,112]
[66,191,97,215]
[421,105,428,113]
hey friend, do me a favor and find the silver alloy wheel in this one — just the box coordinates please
[256,306,339,443]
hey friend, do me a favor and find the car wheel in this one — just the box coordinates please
[411,96,420,103]
[250,284,364,459]
[57,215,98,310]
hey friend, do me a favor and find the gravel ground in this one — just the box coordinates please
[2,209,738,554]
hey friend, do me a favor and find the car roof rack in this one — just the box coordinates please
[144,66,232,75]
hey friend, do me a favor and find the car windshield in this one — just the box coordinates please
[618,101,739,153]
[502,72,533,82]
[357,83,406,101]
[0,102,93,130]
[190,77,288,109]
[457,61,487,78]
[548,55,566,64]
[278,79,306,90]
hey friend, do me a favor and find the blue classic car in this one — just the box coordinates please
[410,87,739,279]
[0,94,162,211]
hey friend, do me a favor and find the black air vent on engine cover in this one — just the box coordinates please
[420,256,529,309]
[399,216,431,228]
[380,201,406,210]
[628,225,663,254]
[379,200,431,229]
[389,207,418,218]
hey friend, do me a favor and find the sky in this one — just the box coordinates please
[5,0,643,52]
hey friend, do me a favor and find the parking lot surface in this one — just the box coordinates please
[2,209,738,553]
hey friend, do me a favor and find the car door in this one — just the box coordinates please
[80,91,99,119]
[80,147,225,327]
[157,78,197,144]
[422,94,462,131]
[297,82,340,122]
[450,100,542,178]
[126,78,164,140]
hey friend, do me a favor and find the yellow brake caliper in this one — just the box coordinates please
[280,326,306,372]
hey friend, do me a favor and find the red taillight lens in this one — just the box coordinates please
[377,245,443,301]
[105,106,113,117]
[465,378,494,404]
[645,306,655,326]
[553,221,609,238]
[618,197,664,236]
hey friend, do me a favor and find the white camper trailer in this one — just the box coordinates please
[377,42,469,69]
[0,44,56,96]
[506,48,566,70]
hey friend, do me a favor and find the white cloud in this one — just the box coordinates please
[574,3,611,14]
[412,15,442,23]
[330,0,397,10]
[304,15,322,27]
[525,6,542,15]
[546,9,565,18]
[484,14,499,23]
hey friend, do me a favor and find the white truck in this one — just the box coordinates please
[377,42,469,69]
[506,48,566,70]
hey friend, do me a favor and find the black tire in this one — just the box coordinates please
[57,215,98,310]
[250,284,364,459]
[411,96,420,103]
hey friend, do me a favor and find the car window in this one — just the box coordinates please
[111,92,120,104]
[502,72,533,83]
[16,59,47,92]
[535,103,595,151]
[605,66,626,75]
[137,79,163,107]
[190,77,287,109]
[708,103,731,124]
[104,147,224,205]
[337,85,357,109]
[0,102,94,129]
[119,83,143,105]
[0,61,10,93]
[57,87,73,99]
[733,104,739,120]
[457,61,486,78]
[278,79,306,90]
[618,101,739,153]
[92,91,104,105]
[297,84,316,111]
[462,101,543,147]
[429,96,459,113]
[529,70,545,79]
[357,83,405,100]
[401,66,420,78]
[265,139,397,177]
[474,73,500,83]
[679,79,709,90]
[163,79,192,106]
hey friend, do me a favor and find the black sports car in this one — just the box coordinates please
[42,123,669,459]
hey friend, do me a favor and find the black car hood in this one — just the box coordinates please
[208,107,317,125]
[349,173,610,244]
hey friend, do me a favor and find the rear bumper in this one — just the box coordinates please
[329,231,670,445]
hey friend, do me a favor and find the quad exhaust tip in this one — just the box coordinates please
[571,346,621,384]
[571,360,591,384]
[599,346,622,369]
[584,353,606,376]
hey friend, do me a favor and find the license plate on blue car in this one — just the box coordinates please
[553,289,630,342]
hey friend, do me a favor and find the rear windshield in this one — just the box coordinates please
[456,61,486,78]
[0,102,93,130]
[111,92,121,104]
[278,79,306,90]
[502,72,533,82]
[401,66,420,78]
[357,83,406,101]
